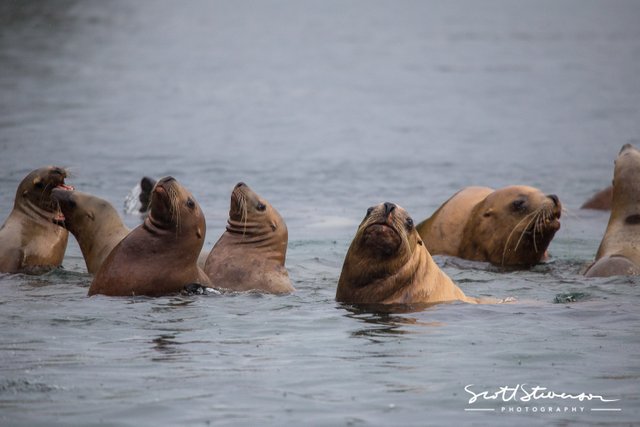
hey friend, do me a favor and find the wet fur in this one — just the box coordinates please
[204,183,293,294]
[337,203,477,305]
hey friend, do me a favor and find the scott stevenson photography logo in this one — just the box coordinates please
[464,384,621,415]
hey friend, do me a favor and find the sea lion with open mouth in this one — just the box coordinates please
[0,166,72,274]
[416,186,562,268]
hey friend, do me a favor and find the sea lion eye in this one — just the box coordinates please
[406,217,414,229]
[186,198,195,209]
[511,199,526,212]
[257,202,266,212]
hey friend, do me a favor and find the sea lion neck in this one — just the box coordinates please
[338,243,427,303]
[144,214,175,235]
[226,217,274,237]
[16,194,59,224]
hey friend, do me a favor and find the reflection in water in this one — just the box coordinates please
[339,303,444,340]
[151,334,184,362]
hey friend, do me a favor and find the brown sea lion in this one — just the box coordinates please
[0,166,72,274]
[585,144,640,277]
[51,189,130,275]
[336,202,478,305]
[88,176,210,296]
[581,186,613,210]
[416,186,561,268]
[204,182,294,294]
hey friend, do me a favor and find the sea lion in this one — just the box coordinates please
[51,189,130,274]
[138,176,156,213]
[416,186,562,268]
[0,166,72,273]
[204,182,294,294]
[585,144,640,277]
[88,176,210,296]
[581,186,613,210]
[336,202,477,305]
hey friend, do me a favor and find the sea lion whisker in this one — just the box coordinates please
[501,208,541,265]
[241,193,249,236]
[513,209,543,254]
[168,186,181,234]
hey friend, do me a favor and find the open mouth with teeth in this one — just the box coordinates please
[52,183,75,224]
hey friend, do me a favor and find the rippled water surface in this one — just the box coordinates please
[1,1,639,425]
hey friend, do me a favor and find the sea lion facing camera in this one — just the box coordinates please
[0,166,72,273]
[204,182,294,294]
[336,202,477,305]
[416,186,562,268]
[88,176,210,296]
[586,144,640,277]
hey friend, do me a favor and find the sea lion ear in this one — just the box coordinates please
[417,239,423,246]
[483,208,493,217]
[196,227,203,239]
[32,177,43,187]
[270,223,277,231]
[87,211,95,221]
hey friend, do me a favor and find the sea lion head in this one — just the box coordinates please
[353,202,420,262]
[611,144,640,222]
[146,176,205,244]
[463,186,562,267]
[15,166,73,222]
[51,189,120,236]
[227,182,288,244]
[337,202,426,303]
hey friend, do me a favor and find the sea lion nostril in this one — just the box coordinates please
[383,202,396,216]
[160,176,176,184]
[235,182,246,189]
[548,194,559,207]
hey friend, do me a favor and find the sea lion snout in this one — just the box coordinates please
[383,202,396,216]
[159,176,176,184]
[620,143,635,154]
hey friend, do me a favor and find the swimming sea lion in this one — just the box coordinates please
[88,176,210,296]
[204,182,294,294]
[416,186,561,268]
[51,189,130,274]
[581,185,613,210]
[336,202,477,305]
[585,144,640,277]
[0,166,72,273]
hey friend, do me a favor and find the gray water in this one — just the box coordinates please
[1,1,639,425]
